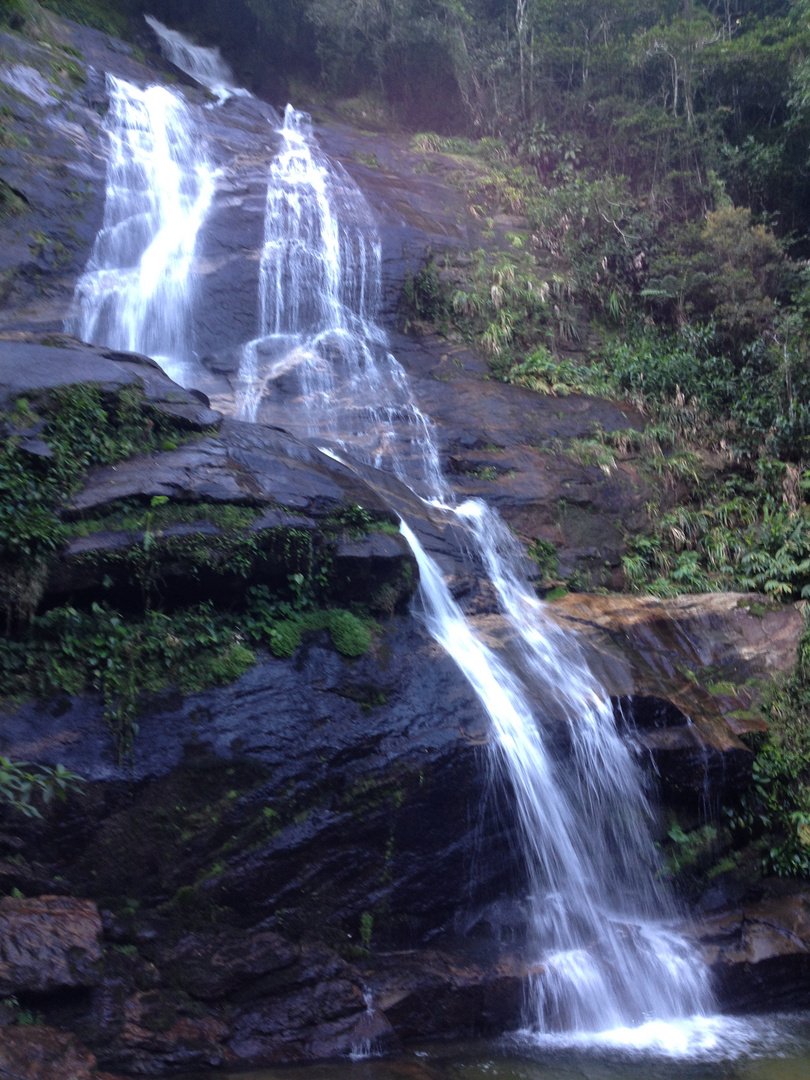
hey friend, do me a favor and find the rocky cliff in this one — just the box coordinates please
[1,8,809,1077]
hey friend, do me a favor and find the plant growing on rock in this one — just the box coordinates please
[723,624,810,878]
[327,609,372,657]
[0,757,82,819]
[0,383,202,630]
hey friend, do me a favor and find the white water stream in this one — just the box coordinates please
[69,70,732,1054]
[144,14,251,104]
[66,74,216,385]
[236,105,716,1044]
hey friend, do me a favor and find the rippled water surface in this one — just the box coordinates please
[175,1016,810,1080]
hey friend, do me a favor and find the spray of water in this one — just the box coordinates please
[237,107,445,498]
[144,14,251,103]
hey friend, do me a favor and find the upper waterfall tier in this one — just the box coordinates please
[65,74,216,386]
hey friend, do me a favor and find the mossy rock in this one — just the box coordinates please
[328,610,371,657]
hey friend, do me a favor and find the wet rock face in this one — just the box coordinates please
[0,615,531,1072]
[1,616,519,944]
[613,694,754,803]
[161,927,299,1000]
[0,1026,103,1080]
[0,339,417,616]
[546,592,807,806]
[0,896,102,995]
[2,12,657,590]
[698,892,810,1012]
[3,11,810,1067]
[42,919,524,1073]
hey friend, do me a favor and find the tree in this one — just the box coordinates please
[635,12,722,125]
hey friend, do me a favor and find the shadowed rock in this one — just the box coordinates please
[0,896,102,994]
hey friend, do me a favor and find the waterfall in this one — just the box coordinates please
[69,65,718,1047]
[237,107,444,497]
[65,75,216,385]
[144,14,251,103]
[240,107,716,1042]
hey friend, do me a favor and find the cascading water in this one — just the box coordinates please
[68,66,721,1051]
[238,107,716,1045]
[144,14,251,103]
[65,74,215,386]
[237,107,445,498]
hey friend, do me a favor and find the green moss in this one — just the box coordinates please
[0,381,207,626]
[0,601,260,760]
[325,503,397,539]
[0,181,27,216]
[359,910,373,948]
[69,501,261,537]
[204,644,256,684]
[374,520,401,536]
[0,382,394,765]
[0,0,38,30]
[466,465,499,482]
[529,538,559,582]
[39,0,127,35]
[336,682,387,711]
[707,681,737,695]
[328,609,372,657]
[268,620,302,658]
[660,822,719,878]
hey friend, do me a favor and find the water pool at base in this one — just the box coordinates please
[173,1015,810,1080]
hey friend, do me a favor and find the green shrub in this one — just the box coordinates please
[724,625,810,877]
[0,757,83,818]
[39,0,127,35]
[0,383,206,630]
[507,346,610,397]
[207,644,256,684]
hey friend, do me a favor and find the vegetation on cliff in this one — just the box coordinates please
[0,380,396,760]
[45,0,807,603]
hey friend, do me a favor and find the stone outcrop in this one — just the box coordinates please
[0,338,418,614]
[0,11,659,588]
[0,896,102,995]
[696,891,810,1012]
[0,1026,112,1080]
[546,591,805,802]
[0,341,807,1065]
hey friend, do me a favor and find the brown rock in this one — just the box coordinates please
[228,981,374,1064]
[227,942,396,1065]
[0,1027,97,1080]
[165,927,299,999]
[104,991,231,1073]
[696,892,810,1011]
[543,591,805,796]
[0,896,102,995]
[366,947,527,1040]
